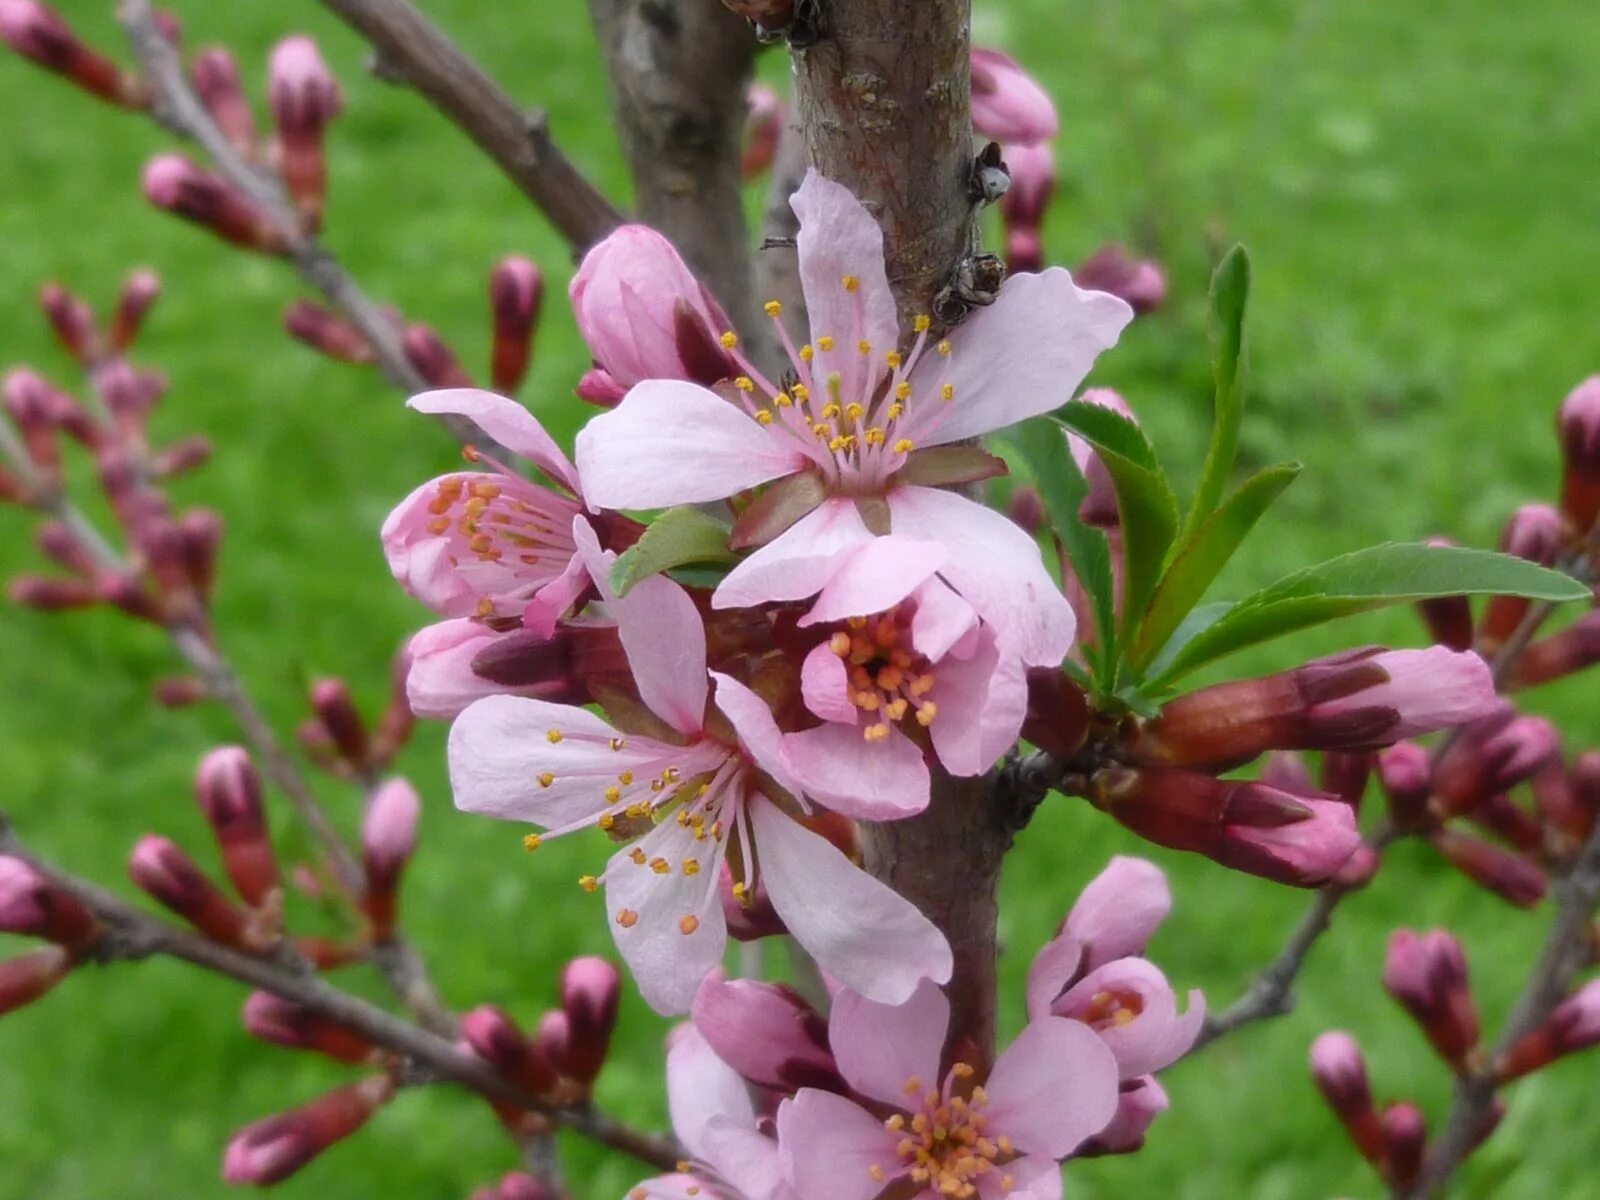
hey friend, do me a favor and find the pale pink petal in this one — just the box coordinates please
[1317,647,1498,739]
[800,643,859,723]
[970,48,1059,145]
[573,517,707,736]
[907,269,1132,446]
[575,379,805,510]
[1056,959,1205,1078]
[702,1120,793,1200]
[983,1017,1120,1157]
[979,1156,1062,1200]
[405,619,553,720]
[927,636,1027,776]
[714,497,874,609]
[796,535,947,627]
[776,1091,902,1200]
[666,1025,755,1160]
[749,797,951,1004]
[604,819,728,1015]
[710,672,802,797]
[791,170,899,371]
[829,980,948,1109]
[782,721,929,820]
[523,552,593,638]
[621,1173,702,1200]
[909,578,979,662]
[888,485,1075,666]
[409,389,579,491]
[1025,932,1085,1022]
[1077,1076,1168,1157]
[1065,856,1171,971]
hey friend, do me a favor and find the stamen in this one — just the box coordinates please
[616,908,639,928]
[719,331,739,349]
[579,875,599,892]
[522,834,542,851]
[764,300,783,316]
[679,915,700,935]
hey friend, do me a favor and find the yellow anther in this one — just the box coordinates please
[734,376,755,392]
[719,331,739,349]
[756,410,774,425]
[774,391,793,407]
[817,335,836,352]
[599,814,616,831]
[830,631,853,655]
[609,737,626,751]
[858,339,872,355]
[604,786,622,804]
[886,1114,906,1132]
[937,339,952,356]
[893,438,916,453]
[952,1062,975,1079]
[905,1076,924,1095]
[764,299,783,316]
[682,858,701,876]
[793,383,810,400]
[799,345,814,362]
[523,834,542,851]
[538,772,555,788]
[843,275,860,291]
[942,383,955,401]
[579,875,599,893]
[865,428,886,447]
[868,1165,885,1183]
[616,908,639,928]
[895,380,912,401]
[886,350,904,368]
[679,914,701,935]
[619,770,634,786]
[913,314,932,332]
[629,847,647,865]
[888,403,905,421]
[544,729,564,745]
[821,403,842,420]
[476,597,495,618]
[649,857,671,875]
[845,402,865,423]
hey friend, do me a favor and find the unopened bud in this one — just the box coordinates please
[1432,828,1548,908]
[1383,929,1480,1069]
[1468,793,1544,854]
[96,361,165,437]
[222,1076,393,1185]
[129,834,260,948]
[150,434,214,480]
[1380,1102,1428,1189]
[1433,710,1560,816]
[533,1009,570,1072]
[462,1005,560,1094]
[0,0,140,106]
[1571,753,1600,841]
[243,991,378,1064]
[284,300,374,363]
[1000,141,1055,273]
[403,325,473,388]
[155,675,209,706]
[1511,611,1600,689]
[190,48,258,158]
[268,36,342,228]
[1321,751,1372,811]
[1558,376,1600,532]
[556,956,620,1085]
[1377,741,1433,830]
[9,575,98,610]
[1414,538,1474,650]
[1309,1031,1384,1164]
[109,268,161,351]
[0,945,72,1016]
[4,367,63,477]
[142,154,285,254]
[741,82,784,179]
[1478,504,1563,652]
[1330,842,1380,891]
[488,256,543,394]
[310,677,370,769]
[196,747,277,907]
[496,1174,556,1200]
[177,507,224,599]
[38,282,96,364]
[1261,750,1312,792]
[361,778,418,936]
[1499,978,1600,1080]
[692,975,842,1093]
[576,367,625,408]
[0,855,96,946]
[1075,244,1168,315]
[1020,667,1090,760]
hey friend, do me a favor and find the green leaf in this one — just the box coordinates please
[610,506,736,596]
[1051,406,1180,638]
[1179,246,1252,542]
[1130,463,1300,669]
[1001,419,1118,680]
[1152,542,1590,684]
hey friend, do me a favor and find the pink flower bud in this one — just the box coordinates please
[569,226,736,389]
[1330,842,1380,891]
[969,47,1058,145]
[9,575,98,610]
[461,1005,559,1095]
[1064,855,1171,970]
[142,154,284,254]
[109,268,161,352]
[38,281,96,364]
[1433,710,1560,816]
[222,1076,393,1185]
[1415,537,1474,650]
[1380,1102,1428,1189]
[403,325,474,388]
[283,300,374,363]
[1499,978,1600,1080]
[1073,1075,1168,1158]
[1558,376,1600,532]
[557,956,620,1085]
[0,0,138,105]
[1377,740,1433,829]
[1478,504,1563,652]
[1431,828,1548,908]
[310,677,370,769]
[533,1009,570,1070]
[0,945,72,1016]
[691,976,842,1093]
[96,361,164,437]
[361,778,419,936]
[1261,750,1313,792]
[129,834,258,948]
[1075,244,1168,315]
[575,367,626,408]
[741,82,784,180]
[242,991,377,1064]
[496,1174,556,1200]
[4,367,63,476]
[999,142,1055,273]
[0,855,96,946]
[195,747,278,908]
[268,36,342,228]
[489,256,543,394]
[1308,1030,1385,1164]
[1383,929,1480,1069]
[1469,793,1544,854]
[155,675,209,707]
[190,48,258,157]
[1321,751,1373,810]
[1512,611,1600,689]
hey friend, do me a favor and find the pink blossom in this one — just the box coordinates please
[576,171,1131,667]
[1073,1076,1168,1158]
[692,975,843,1094]
[404,619,560,719]
[382,389,594,634]
[776,980,1119,1199]
[1061,855,1170,972]
[970,48,1058,146]
[629,1025,797,1200]
[447,519,950,1013]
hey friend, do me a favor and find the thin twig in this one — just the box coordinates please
[0,815,681,1173]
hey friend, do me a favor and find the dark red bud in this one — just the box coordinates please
[403,325,473,388]
[38,281,96,364]
[195,747,278,907]
[284,301,374,363]
[222,1076,393,1185]
[142,154,285,254]
[489,256,543,394]
[462,1005,560,1095]
[190,48,258,157]
[243,991,378,1064]
[310,677,370,769]
[109,268,161,352]
[128,835,262,948]
[0,945,73,1016]
[557,956,620,1085]
[0,0,141,106]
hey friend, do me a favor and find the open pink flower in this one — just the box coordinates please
[777,981,1118,1200]
[575,170,1131,668]
[383,389,593,635]
[1060,854,1170,972]
[628,1025,796,1200]
[447,519,950,1014]
[970,48,1059,146]
[785,536,1029,807]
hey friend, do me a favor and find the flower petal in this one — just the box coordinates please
[983,1017,1120,1158]
[979,1155,1062,1200]
[795,535,947,627]
[828,980,948,1109]
[714,497,874,609]
[908,269,1132,446]
[1065,856,1171,971]
[926,636,1027,776]
[409,389,579,492]
[888,485,1075,666]
[666,1026,756,1160]
[909,577,980,662]
[711,672,802,797]
[405,620,554,720]
[620,1173,702,1200]
[575,379,804,510]
[800,643,859,724]
[702,1119,792,1200]
[1057,959,1205,1078]
[783,722,929,820]
[1025,932,1086,1023]
[791,170,899,375]
[777,1091,903,1200]
[970,48,1059,145]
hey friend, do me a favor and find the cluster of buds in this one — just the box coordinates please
[0,0,150,108]
[298,670,417,782]
[0,853,100,1019]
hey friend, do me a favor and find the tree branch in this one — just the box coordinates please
[317,0,624,252]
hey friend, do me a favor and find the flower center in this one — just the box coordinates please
[828,607,938,741]
[871,1068,1019,1198]
[1082,987,1144,1028]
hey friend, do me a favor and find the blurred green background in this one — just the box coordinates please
[2,1,1599,1196]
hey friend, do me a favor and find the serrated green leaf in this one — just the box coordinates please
[610,506,736,596]
[1002,419,1118,680]
[1051,406,1180,639]
[1130,462,1300,669]
[1151,542,1590,684]
[1180,246,1252,543]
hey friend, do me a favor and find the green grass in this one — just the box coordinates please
[2,1,1599,1196]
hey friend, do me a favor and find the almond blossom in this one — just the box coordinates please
[574,170,1133,669]
[446,519,950,1014]
[776,980,1119,1200]
[970,48,1059,146]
